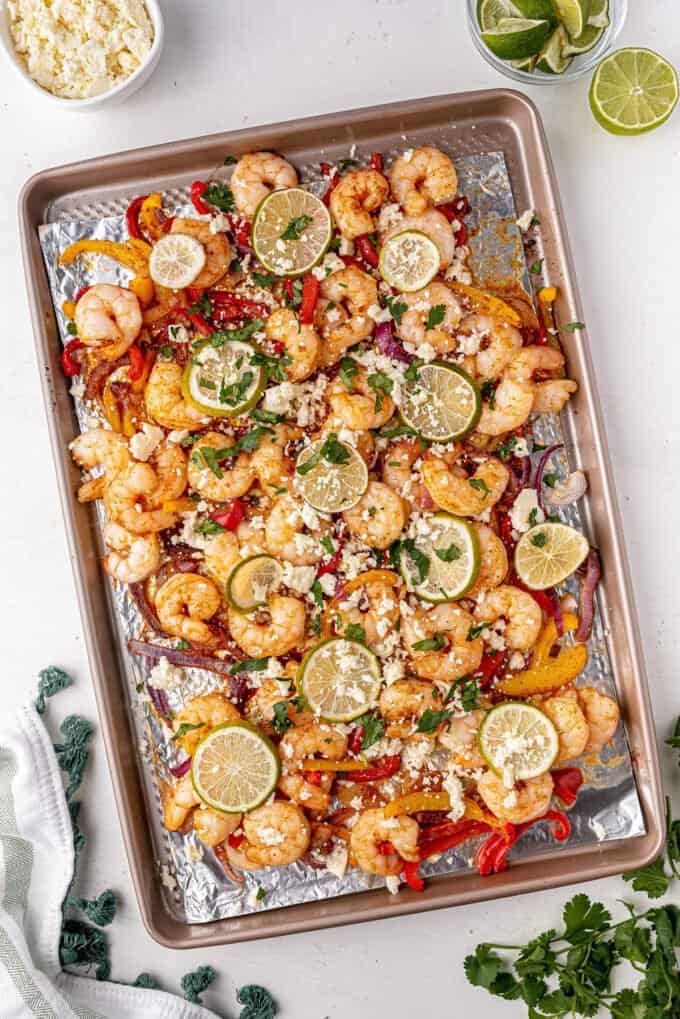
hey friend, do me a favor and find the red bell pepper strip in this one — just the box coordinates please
[299,274,320,325]
[125,195,148,240]
[474,649,506,688]
[346,755,401,783]
[127,344,145,382]
[356,235,379,268]
[551,768,583,807]
[228,832,245,849]
[74,286,91,304]
[190,180,211,216]
[209,499,245,532]
[402,860,424,891]
[186,311,214,337]
[347,726,364,756]
[61,338,84,377]
[209,291,269,319]
[369,152,383,173]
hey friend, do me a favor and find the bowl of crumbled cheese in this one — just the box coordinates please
[1,0,163,109]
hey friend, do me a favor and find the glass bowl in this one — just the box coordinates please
[466,0,628,84]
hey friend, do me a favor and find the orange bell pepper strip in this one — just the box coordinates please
[497,613,587,697]
[59,239,150,276]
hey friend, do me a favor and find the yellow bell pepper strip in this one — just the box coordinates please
[129,275,155,307]
[59,239,150,277]
[384,791,451,818]
[446,282,522,326]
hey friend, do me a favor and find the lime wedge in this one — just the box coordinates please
[536,25,573,74]
[587,0,609,28]
[191,722,280,813]
[400,512,480,602]
[481,18,552,60]
[298,638,382,722]
[589,48,679,136]
[563,21,604,55]
[514,522,589,590]
[479,703,559,782]
[252,187,331,277]
[295,437,368,514]
[182,339,265,417]
[513,0,555,19]
[552,0,590,38]
[478,0,521,31]
[379,230,440,293]
[400,362,481,442]
[227,554,282,611]
[149,233,206,289]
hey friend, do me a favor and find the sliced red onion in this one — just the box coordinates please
[170,757,191,779]
[575,548,601,643]
[128,638,237,676]
[534,442,564,513]
[375,321,414,364]
[148,684,171,719]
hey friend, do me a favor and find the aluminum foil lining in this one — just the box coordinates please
[38,149,645,925]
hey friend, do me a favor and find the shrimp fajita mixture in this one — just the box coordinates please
[60,145,618,893]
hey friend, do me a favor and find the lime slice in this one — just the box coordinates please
[295,437,368,513]
[182,339,265,417]
[400,362,481,442]
[589,48,679,136]
[513,0,555,19]
[587,0,609,29]
[379,230,440,293]
[252,187,331,277]
[191,722,280,813]
[552,0,590,38]
[478,0,520,31]
[400,512,480,602]
[227,554,282,611]
[149,233,206,289]
[536,25,573,74]
[563,21,604,55]
[479,703,559,782]
[514,522,589,590]
[298,638,382,722]
[481,18,552,60]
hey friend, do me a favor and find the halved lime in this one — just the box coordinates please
[191,722,280,813]
[536,25,573,74]
[552,0,590,38]
[587,0,609,29]
[589,48,679,136]
[400,362,481,442]
[298,638,382,722]
[479,703,559,782]
[563,21,604,56]
[481,18,552,60]
[227,554,282,612]
[294,437,368,513]
[149,233,206,289]
[379,230,440,293]
[513,0,555,19]
[515,522,589,590]
[400,512,480,602]
[252,187,331,277]
[182,339,265,417]
[478,0,520,31]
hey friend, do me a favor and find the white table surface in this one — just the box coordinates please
[2,2,680,1015]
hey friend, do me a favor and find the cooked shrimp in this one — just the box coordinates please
[477,770,554,824]
[278,721,348,812]
[438,710,486,768]
[379,679,440,737]
[402,603,484,683]
[317,267,378,366]
[381,208,455,272]
[162,773,200,831]
[145,361,206,430]
[381,438,430,510]
[230,152,298,219]
[335,570,401,648]
[203,530,241,587]
[75,284,142,360]
[350,807,419,876]
[542,694,589,765]
[330,168,389,240]
[265,492,328,565]
[265,308,320,381]
[241,801,311,867]
[172,692,241,754]
[395,282,463,355]
[228,594,306,657]
[466,523,508,598]
[102,522,160,583]
[389,146,457,216]
[343,481,407,550]
[421,450,509,517]
[327,367,395,430]
[104,463,177,534]
[457,314,523,382]
[155,572,222,646]
[577,687,620,754]
[193,807,242,848]
[473,585,543,651]
[147,442,188,505]
[249,424,298,493]
[70,428,131,498]
[170,218,231,288]
[187,431,255,501]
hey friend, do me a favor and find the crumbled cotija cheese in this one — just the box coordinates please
[9,0,154,100]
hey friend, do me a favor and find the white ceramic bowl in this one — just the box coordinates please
[0,0,163,111]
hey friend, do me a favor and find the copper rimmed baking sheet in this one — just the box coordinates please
[19,89,664,948]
